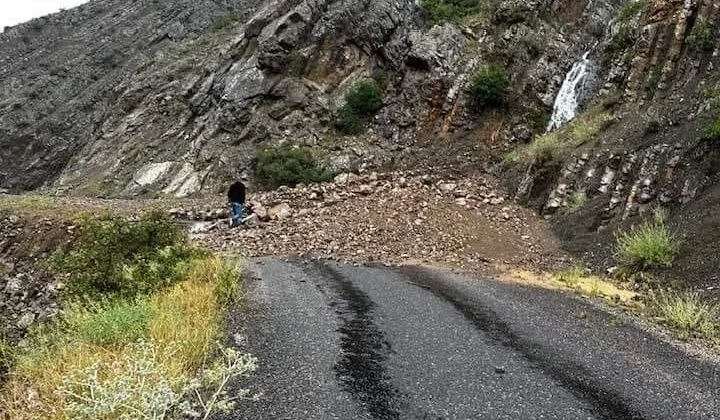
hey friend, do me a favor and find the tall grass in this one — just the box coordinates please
[507,109,612,164]
[1,254,248,420]
[651,291,719,340]
[614,210,679,270]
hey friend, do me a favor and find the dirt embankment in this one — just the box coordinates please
[0,213,75,342]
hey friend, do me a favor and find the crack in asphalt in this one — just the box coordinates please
[307,261,403,420]
[398,266,647,420]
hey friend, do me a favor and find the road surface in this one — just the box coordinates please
[219,259,720,420]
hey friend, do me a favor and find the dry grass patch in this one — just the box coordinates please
[1,256,253,420]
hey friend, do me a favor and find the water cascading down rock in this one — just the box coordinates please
[547,52,593,131]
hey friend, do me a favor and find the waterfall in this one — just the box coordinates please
[547,52,592,131]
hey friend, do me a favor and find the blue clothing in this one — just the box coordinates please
[231,202,245,227]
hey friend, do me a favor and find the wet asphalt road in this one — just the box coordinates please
[219,259,720,420]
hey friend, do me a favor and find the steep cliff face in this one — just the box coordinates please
[0,0,251,191]
[0,0,624,197]
[514,0,720,282]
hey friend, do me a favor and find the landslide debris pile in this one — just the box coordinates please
[183,172,566,272]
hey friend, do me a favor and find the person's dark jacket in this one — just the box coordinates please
[228,181,246,204]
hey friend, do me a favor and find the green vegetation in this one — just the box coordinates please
[467,64,509,108]
[506,109,613,164]
[651,291,719,340]
[552,265,637,303]
[63,299,152,347]
[256,145,334,188]
[567,189,589,213]
[702,89,720,142]
[335,80,383,135]
[210,11,244,32]
[420,0,483,25]
[1,211,255,420]
[614,209,679,270]
[50,212,200,300]
[555,264,587,287]
[687,21,716,53]
[607,25,635,55]
[618,0,644,23]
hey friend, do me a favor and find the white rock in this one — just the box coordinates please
[268,203,292,220]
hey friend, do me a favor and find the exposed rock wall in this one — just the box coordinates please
[1,0,624,198]
[531,0,720,230]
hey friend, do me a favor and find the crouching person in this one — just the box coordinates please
[227,181,246,228]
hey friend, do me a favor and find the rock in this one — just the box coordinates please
[334,173,351,184]
[268,203,292,220]
[252,202,268,221]
[17,312,35,329]
[437,182,457,194]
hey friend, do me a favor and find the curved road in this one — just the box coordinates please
[219,259,720,420]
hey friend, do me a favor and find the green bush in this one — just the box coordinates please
[63,299,152,347]
[614,210,679,270]
[335,106,363,135]
[344,81,382,116]
[467,64,509,108]
[335,80,383,134]
[256,145,334,188]
[51,212,198,300]
[687,21,715,53]
[421,0,483,24]
[607,25,635,55]
[617,0,644,23]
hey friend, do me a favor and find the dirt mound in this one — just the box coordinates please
[194,172,569,274]
[0,213,74,342]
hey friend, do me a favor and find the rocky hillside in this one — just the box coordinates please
[1,0,719,282]
[1,0,623,197]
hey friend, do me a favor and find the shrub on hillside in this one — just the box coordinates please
[421,0,483,24]
[687,21,715,53]
[335,80,383,135]
[256,145,334,188]
[51,212,198,300]
[467,64,509,108]
[614,209,679,270]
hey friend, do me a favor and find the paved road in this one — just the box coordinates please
[219,259,720,420]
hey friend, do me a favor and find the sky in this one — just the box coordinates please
[0,0,90,30]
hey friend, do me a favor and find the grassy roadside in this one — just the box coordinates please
[0,211,256,419]
[509,266,720,350]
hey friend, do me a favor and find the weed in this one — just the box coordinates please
[256,145,334,188]
[63,299,152,347]
[210,11,243,33]
[1,254,252,419]
[556,264,587,287]
[528,106,551,133]
[507,109,612,164]
[651,291,719,339]
[617,0,644,23]
[614,210,679,270]
[0,332,12,376]
[421,0,483,25]
[687,21,715,53]
[702,89,720,142]
[607,25,635,55]
[467,64,509,108]
[567,189,588,213]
